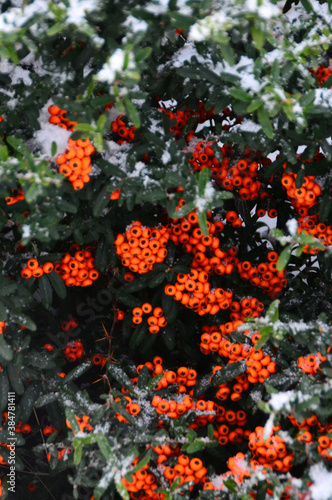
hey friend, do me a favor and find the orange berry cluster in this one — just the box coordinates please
[56,137,95,191]
[114,396,141,422]
[161,101,215,141]
[236,251,287,298]
[165,268,233,316]
[245,346,277,383]
[310,64,332,86]
[288,414,332,460]
[63,340,85,362]
[111,114,136,144]
[189,142,268,201]
[132,304,167,334]
[55,245,99,286]
[91,354,107,366]
[297,351,327,374]
[281,171,322,215]
[166,210,238,274]
[47,448,71,462]
[121,458,162,500]
[212,409,249,445]
[48,105,77,130]
[66,414,93,433]
[200,324,244,354]
[115,221,170,274]
[21,258,54,279]
[61,318,79,331]
[162,454,208,491]
[5,187,25,205]
[248,426,294,473]
[229,296,265,321]
[152,442,180,464]
[0,321,6,334]
[298,217,332,253]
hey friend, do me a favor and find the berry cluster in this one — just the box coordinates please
[236,252,287,298]
[121,458,161,500]
[66,414,93,433]
[111,114,136,144]
[297,351,327,374]
[56,137,95,191]
[115,221,170,274]
[248,426,294,473]
[165,268,233,316]
[21,258,54,279]
[132,304,167,334]
[55,244,99,287]
[5,187,25,205]
[48,105,77,130]
[162,455,207,491]
[310,64,332,86]
[63,340,85,362]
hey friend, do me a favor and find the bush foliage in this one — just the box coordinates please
[0,0,332,499]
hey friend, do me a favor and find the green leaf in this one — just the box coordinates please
[47,22,64,36]
[266,299,280,322]
[10,312,36,331]
[35,392,59,407]
[0,300,8,321]
[0,370,10,412]
[211,361,246,385]
[197,210,208,236]
[0,334,13,361]
[51,141,57,156]
[135,47,152,63]
[129,322,147,349]
[186,440,206,453]
[229,88,252,102]
[95,434,113,461]
[254,326,273,350]
[65,408,81,434]
[124,97,141,128]
[115,476,130,500]
[0,145,8,161]
[198,167,210,197]
[39,274,53,309]
[60,361,92,385]
[74,442,83,465]
[93,185,110,217]
[73,123,95,132]
[257,107,274,139]
[7,363,24,395]
[251,25,265,50]
[247,99,263,113]
[276,245,292,271]
[55,197,77,214]
[48,271,67,299]
[107,363,135,391]
[161,324,176,350]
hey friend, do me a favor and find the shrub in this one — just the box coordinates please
[0,0,332,499]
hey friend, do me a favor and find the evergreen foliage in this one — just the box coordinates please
[0,0,332,498]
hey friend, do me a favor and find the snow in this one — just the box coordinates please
[264,49,282,64]
[123,15,148,33]
[66,0,100,26]
[21,225,31,239]
[95,49,135,84]
[194,181,215,212]
[161,151,171,164]
[269,390,311,412]
[245,0,280,18]
[34,102,71,158]
[172,43,207,68]
[231,119,262,133]
[286,218,298,236]
[0,0,48,33]
[309,463,332,500]
[314,88,332,108]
